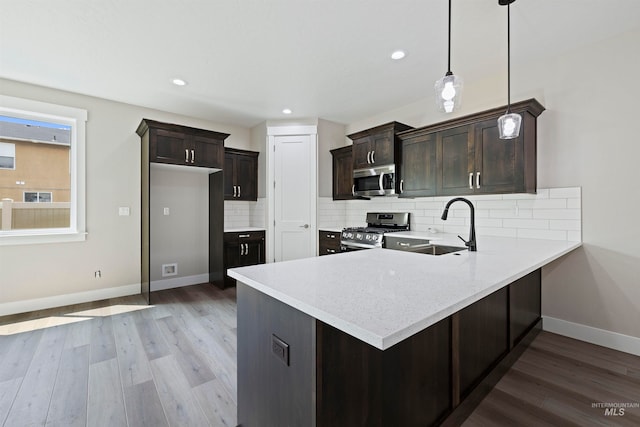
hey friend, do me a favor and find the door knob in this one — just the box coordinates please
[300,224,309,229]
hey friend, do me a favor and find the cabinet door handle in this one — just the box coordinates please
[233,185,237,197]
[185,149,189,162]
[327,234,335,239]
[352,184,355,196]
[371,150,375,163]
[469,172,473,189]
[239,234,250,238]
[240,243,244,256]
[366,151,371,164]
[191,149,195,164]
[238,185,241,198]
[244,243,249,256]
[327,249,336,253]
[476,172,480,189]
[400,179,404,194]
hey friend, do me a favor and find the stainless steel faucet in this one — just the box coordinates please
[441,197,477,251]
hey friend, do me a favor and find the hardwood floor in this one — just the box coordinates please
[0,284,238,427]
[1,284,638,426]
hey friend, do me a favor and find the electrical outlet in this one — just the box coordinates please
[162,263,177,277]
[94,270,102,278]
[118,207,130,216]
[272,334,289,366]
[163,207,170,216]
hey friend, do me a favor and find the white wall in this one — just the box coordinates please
[342,28,640,340]
[0,78,250,314]
[317,119,347,198]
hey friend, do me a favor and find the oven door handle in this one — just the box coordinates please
[341,241,380,250]
[379,172,385,192]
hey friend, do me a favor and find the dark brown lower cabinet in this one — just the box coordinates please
[237,269,541,427]
[223,231,265,288]
[319,230,341,255]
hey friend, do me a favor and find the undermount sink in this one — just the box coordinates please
[384,235,467,255]
[417,245,467,256]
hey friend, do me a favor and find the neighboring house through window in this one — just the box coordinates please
[0,95,87,245]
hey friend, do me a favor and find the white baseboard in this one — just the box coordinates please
[151,274,210,292]
[0,284,140,317]
[543,316,640,356]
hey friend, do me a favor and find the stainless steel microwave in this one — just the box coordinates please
[352,164,396,197]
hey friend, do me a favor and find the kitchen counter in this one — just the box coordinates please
[229,235,581,350]
[223,226,265,233]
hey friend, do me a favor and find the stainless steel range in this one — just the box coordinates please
[340,212,410,251]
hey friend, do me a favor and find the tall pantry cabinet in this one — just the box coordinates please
[137,119,229,303]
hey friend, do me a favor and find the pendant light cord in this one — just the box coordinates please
[507,2,511,113]
[447,0,452,74]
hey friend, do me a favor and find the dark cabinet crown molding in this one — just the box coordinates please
[346,121,413,140]
[136,118,230,140]
[397,99,544,140]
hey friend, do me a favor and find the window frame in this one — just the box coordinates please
[0,95,87,246]
[0,141,16,170]
[23,191,53,203]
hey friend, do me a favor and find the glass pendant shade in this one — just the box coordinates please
[434,73,463,113]
[498,112,521,139]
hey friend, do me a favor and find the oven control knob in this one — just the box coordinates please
[356,233,362,240]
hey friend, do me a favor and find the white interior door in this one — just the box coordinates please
[273,134,316,262]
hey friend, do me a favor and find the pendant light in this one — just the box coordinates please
[497,0,521,139]
[434,0,462,113]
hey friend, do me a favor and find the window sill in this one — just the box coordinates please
[0,230,87,246]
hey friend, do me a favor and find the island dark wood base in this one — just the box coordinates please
[237,269,542,427]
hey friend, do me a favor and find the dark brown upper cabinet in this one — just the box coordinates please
[137,119,228,169]
[224,148,259,201]
[330,145,356,200]
[398,99,544,197]
[347,122,413,170]
[397,132,438,198]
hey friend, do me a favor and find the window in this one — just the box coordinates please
[24,191,52,203]
[0,142,15,169]
[0,95,87,245]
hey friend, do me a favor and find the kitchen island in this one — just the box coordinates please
[229,235,581,426]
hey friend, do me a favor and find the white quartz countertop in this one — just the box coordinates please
[318,227,344,233]
[224,227,265,233]
[228,235,581,350]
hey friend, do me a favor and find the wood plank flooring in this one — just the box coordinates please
[1,283,639,426]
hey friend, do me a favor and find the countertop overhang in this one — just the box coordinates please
[228,234,581,350]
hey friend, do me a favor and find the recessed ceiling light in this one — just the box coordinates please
[172,78,187,86]
[282,108,292,115]
[391,50,406,60]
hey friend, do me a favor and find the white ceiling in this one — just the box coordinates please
[1,0,639,128]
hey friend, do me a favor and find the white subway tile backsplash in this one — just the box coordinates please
[503,219,549,229]
[476,227,517,238]
[317,187,581,242]
[567,198,581,209]
[489,209,533,219]
[517,229,567,241]
[476,200,517,210]
[549,219,581,231]
[517,198,567,209]
[475,218,503,228]
[550,187,581,199]
[567,230,582,242]
[533,209,581,220]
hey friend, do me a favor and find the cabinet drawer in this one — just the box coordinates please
[225,230,265,243]
[319,230,341,256]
